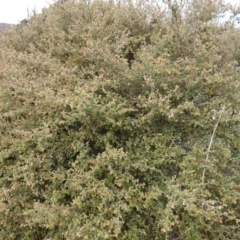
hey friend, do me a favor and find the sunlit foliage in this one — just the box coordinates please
[0,0,240,239]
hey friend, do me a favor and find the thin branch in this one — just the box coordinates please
[201,109,223,185]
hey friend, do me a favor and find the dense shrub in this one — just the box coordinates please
[0,0,240,239]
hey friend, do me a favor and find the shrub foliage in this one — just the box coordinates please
[0,0,240,239]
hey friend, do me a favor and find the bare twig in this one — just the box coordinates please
[201,109,223,185]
